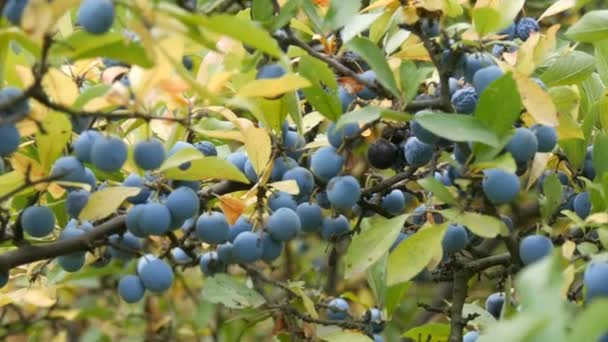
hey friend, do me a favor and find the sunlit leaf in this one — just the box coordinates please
[79,187,142,221]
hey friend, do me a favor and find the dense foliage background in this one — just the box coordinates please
[1,0,608,341]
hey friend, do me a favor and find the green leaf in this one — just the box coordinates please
[595,41,608,86]
[198,14,282,57]
[472,7,501,37]
[568,298,608,341]
[342,13,384,44]
[414,112,500,146]
[559,138,586,171]
[347,37,401,98]
[79,187,142,221]
[418,177,457,205]
[51,31,154,68]
[539,51,596,86]
[300,0,324,33]
[251,0,274,25]
[386,281,410,318]
[593,135,608,179]
[36,112,72,171]
[73,85,111,110]
[238,74,311,98]
[336,106,382,129]
[470,153,517,174]
[366,254,388,307]
[566,10,608,42]
[441,208,509,238]
[298,55,342,121]
[159,146,204,171]
[344,214,408,278]
[0,27,41,57]
[323,0,362,33]
[387,224,447,286]
[161,148,249,183]
[400,61,433,102]
[540,174,564,220]
[271,0,300,32]
[475,73,521,137]
[201,274,266,309]
[402,323,450,341]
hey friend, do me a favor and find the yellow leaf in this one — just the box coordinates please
[362,0,395,12]
[10,154,48,191]
[290,285,319,319]
[586,213,608,225]
[0,171,25,200]
[219,195,246,225]
[562,240,576,259]
[79,187,142,221]
[514,72,558,126]
[42,68,79,106]
[269,180,300,195]
[238,74,311,98]
[393,36,431,61]
[163,156,250,183]
[191,128,245,142]
[36,112,72,171]
[526,152,552,190]
[243,127,271,176]
[15,65,34,88]
[538,0,576,22]
[159,146,204,171]
[208,71,234,93]
[8,288,56,308]
[562,264,575,299]
[534,25,559,67]
[56,12,73,38]
[515,33,541,76]
[21,0,54,41]
[556,112,584,140]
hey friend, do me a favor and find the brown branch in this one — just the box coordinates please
[448,271,468,342]
[361,167,417,197]
[0,215,126,272]
[29,90,189,125]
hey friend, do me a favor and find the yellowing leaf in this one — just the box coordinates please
[192,128,245,142]
[42,68,79,106]
[269,180,300,195]
[0,171,25,200]
[219,195,246,225]
[538,0,576,22]
[393,38,431,61]
[387,224,447,286]
[527,152,552,190]
[243,127,271,176]
[159,147,204,171]
[441,209,509,238]
[7,287,56,308]
[36,112,72,171]
[163,156,249,183]
[534,25,560,67]
[21,0,54,41]
[79,186,142,221]
[515,33,541,75]
[562,240,576,259]
[238,74,311,98]
[557,112,584,140]
[514,73,558,126]
[362,0,394,12]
